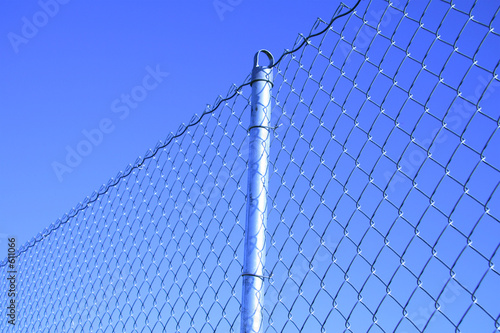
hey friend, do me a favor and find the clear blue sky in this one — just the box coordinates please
[0,0,343,247]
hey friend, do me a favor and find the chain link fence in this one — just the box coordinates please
[2,0,500,332]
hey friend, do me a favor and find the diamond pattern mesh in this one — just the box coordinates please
[1,0,499,332]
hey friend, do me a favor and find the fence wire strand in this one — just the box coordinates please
[2,0,500,332]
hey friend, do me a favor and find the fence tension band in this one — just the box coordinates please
[241,273,271,279]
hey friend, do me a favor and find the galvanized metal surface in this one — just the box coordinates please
[240,49,274,333]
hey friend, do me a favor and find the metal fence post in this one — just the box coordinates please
[240,50,274,333]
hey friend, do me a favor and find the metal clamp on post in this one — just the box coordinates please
[241,272,271,279]
[250,50,274,87]
[240,50,274,333]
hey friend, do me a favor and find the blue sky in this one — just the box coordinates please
[0,0,343,247]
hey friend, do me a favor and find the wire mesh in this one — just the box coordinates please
[265,0,500,331]
[1,0,500,332]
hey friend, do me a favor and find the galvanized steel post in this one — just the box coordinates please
[240,50,274,333]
